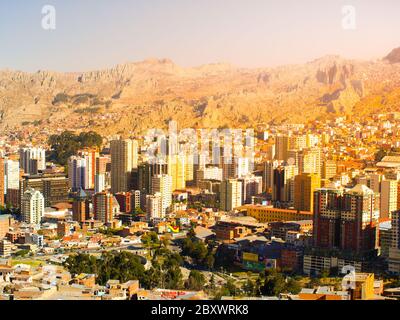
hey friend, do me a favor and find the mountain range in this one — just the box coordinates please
[1,47,400,135]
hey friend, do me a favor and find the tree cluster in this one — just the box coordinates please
[180,236,215,270]
[48,131,103,165]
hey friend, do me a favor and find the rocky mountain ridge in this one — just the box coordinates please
[1,48,400,135]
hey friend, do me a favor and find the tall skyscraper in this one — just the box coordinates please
[19,147,46,175]
[380,179,398,220]
[93,192,119,224]
[263,160,282,194]
[239,175,263,204]
[68,156,87,191]
[313,185,379,254]
[138,162,168,195]
[389,210,400,274]
[78,149,99,189]
[4,159,20,193]
[275,135,289,161]
[111,139,139,194]
[21,188,45,224]
[220,179,242,212]
[168,154,186,191]
[273,164,298,204]
[294,173,321,212]
[96,156,109,175]
[235,157,250,178]
[151,174,172,215]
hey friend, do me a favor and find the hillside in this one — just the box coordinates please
[1,49,400,136]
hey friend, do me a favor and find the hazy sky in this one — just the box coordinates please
[0,0,399,72]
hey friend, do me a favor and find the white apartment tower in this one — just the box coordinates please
[151,174,173,215]
[21,189,45,224]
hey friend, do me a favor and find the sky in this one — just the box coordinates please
[0,0,399,72]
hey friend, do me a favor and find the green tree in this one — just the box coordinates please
[286,278,302,294]
[259,270,286,297]
[63,252,146,286]
[242,279,256,296]
[186,270,206,291]
[48,131,102,165]
[141,232,160,256]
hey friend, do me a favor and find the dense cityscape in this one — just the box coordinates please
[3,2,400,315]
[1,113,400,300]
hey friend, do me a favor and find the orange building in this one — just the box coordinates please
[242,205,313,223]
[214,221,250,242]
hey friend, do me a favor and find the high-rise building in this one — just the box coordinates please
[313,185,379,254]
[368,173,382,194]
[96,156,109,175]
[168,154,186,191]
[95,173,106,193]
[72,189,90,223]
[21,188,45,224]
[221,158,236,180]
[131,190,142,212]
[389,210,400,274]
[299,148,322,176]
[78,149,99,189]
[196,166,223,185]
[239,175,263,204]
[20,174,69,207]
[19,147,46,175]
[68,156,87,191]
[138,162,168,195]
[115,192,132,213]
[322,160,337,180]
[185,154,194,184]
[289,135,307,151]
[306,134,319,148]
[275,135,290,161]
[263,160,282,194]
[220,179,242,212]
[294,173,321,212]
[4,159,20,193]
[273,165,298,204]
[111,139,139,194]
[380,179,398,220]
[146,193,163,220]
[93,192,119,224]
[151,174,172,215]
